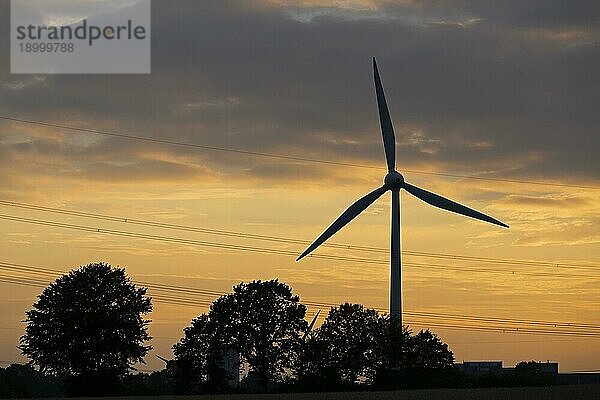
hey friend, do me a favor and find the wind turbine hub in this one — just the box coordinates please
[384,171,404,189]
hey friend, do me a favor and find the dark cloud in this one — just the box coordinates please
[0,0,597,186]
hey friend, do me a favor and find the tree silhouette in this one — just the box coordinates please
[176,280,307,391]
[299,306,455,390]
[380,328,455,389]
[512,360,556,386]
[371,316,411,387]
[170,314,230,393]
[0,364,61,398]
[407,329,454,370]
[300,303,383,387]
[515,360,543,373]
[19,262,152,394]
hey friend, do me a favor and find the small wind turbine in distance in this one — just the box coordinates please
[302,310,321,341]
[297,58,509,326]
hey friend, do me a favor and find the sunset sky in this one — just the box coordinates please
[0,0,598,373]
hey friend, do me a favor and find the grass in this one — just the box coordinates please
[61,384,600,400]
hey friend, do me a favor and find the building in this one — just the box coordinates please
[456,361,503,375]
[223,348,240,387]
[455,360,559,376]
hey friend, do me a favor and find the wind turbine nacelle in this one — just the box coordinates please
[384,171,404,189]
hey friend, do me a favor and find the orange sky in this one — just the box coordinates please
[1,0,598,374]
[1,161,598,372]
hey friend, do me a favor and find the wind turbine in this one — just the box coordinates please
[302,310,321,341]
[296,58,508,324]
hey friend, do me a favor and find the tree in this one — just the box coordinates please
[300,307,454,390]
[295,328,340,390]
[383,329,455,389]
[515,360,543,373]
[170,314,230,393]
[407,329,454,370]
[371,316,411,388]
[512,360,556,386]
[301,303,384,387]
[212,280,307,389]
[174,280,307,392]
[0,364,62,398]
[19,262,152,394]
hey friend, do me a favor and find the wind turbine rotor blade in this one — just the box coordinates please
[303,310,321,340]
[403,182,509,228]
[297,185,388,261]
[155,354,170,364]
[373,58,396,172]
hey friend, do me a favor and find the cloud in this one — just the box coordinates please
[486,191,600,247]
[0,0,598,189]
[501,194,592,208]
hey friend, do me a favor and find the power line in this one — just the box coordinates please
[0,270,552,332]
[0,213,596,279]
[1,115,596,190]
[381,321,600,337]
[6,260,595,329]
[0,277,600,338]
[400,311,600,330]
[1,213,597,279]
[2,273,598,338]
[450,338,600,344]
[1,199,597,272]
[1,261,599,335]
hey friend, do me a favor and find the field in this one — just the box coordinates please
[60,384,600,400]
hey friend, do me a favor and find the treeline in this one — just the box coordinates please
[167,285,454,394]
[1,263,558,397]
[0,359,560,397]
